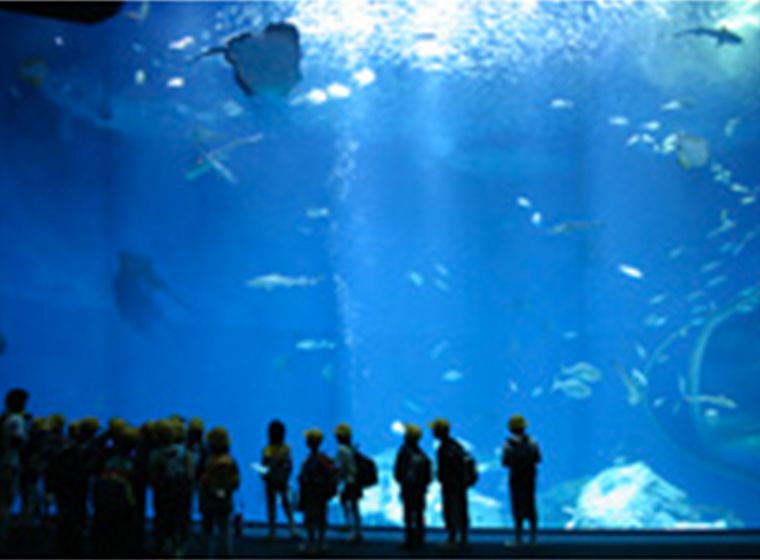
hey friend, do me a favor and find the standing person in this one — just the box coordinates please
[334,423,363,543]
[0,388,30,540]
[42,413,66,520]
[430,418,476,549]
[261,419,296,540]
[393,424,432,550]
[502,414,541,546]
[20,416,49,525]
[187,417,208,529]
[198,427,240,558]
[92,426,140,557]
[297,428,337,556]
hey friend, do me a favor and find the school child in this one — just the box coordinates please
[261,419,296,539]
[297,429,337,555]
[393,424,432,549]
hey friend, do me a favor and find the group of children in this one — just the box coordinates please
[1,387,542,557]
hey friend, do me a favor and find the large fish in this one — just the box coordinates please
[193,22,302,97]
[675,26,743,46]
[112,251,186,330]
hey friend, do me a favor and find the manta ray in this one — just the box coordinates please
[193,22,302,97]
[112,250,186,330]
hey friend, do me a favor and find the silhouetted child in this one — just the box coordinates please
[502,414,541,546]
[298,428,337,555]
[430,418,475,548]
[334,423,363,543]
[42,413,66,519]
[199,427,240,558]
[92,426,140,557]
[393,423,432,549]
[261,419,296,539]
[20,416,49,525]
[187,417,208,524]
[0,388,30,540]
[149,418,194,557]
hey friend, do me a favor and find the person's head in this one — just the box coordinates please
[108,417,128,438]
[79,417,101,440]
[429,418,451,440]
[268,419,286,446]
[404,423,423,445]
[334,422,352,446]
[4,388,29,414]
[304,428,323,451]
[206,426,231,455]
[154,419,175,446]
[188,417,204,442]
[115,426,139,455]
[508,414,527,435]
[68,420,81,440]
[170,418,187,444]
[48,413,66,434]
[31,416,49,434]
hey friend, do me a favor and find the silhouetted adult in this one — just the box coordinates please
[502,414,541,546]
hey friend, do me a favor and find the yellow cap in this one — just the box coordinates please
[189,417,205,432]
[80,417,101,436]
[428,418,450,433]
[304,428,324,445]
[334,423,352,439]
[108,417,128,435]
[206,426,230,449]
[508,414,527,433]
[405,423,423,441]
[48,413,66,432]
[32,417,49,432]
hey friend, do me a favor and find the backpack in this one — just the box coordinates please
[353,449,378,489]
[301,453,338,502]
[451,441,478,488]
[160,445,192,492]
[402,449,432,488]
[94,456,135,514]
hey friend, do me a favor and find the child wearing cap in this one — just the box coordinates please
[502,414,541,546]
[298,428,337,555]
[393,424,432,549]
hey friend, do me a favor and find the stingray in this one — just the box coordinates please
[193,22,302,97]
[112,250,186,330]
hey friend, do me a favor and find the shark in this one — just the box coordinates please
[675,26,743,46]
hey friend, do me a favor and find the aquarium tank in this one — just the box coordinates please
[0,0,759,529]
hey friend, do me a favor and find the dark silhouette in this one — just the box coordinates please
[0,388,30,540]
[430,418,475,548]
[199,426,240,558]
[393,423,432,550]
[297,428,337,555]
[334,423,363,543]
[502,414,542,546]
[261,419,296,539]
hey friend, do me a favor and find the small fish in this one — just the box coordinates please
[403,399,424,414]
[246,274,322,290]
[724,117,741,138]
[635,343,647,360]
[706,275,727,289]
[706,209,736,239]
[306,207,330,219]
[653,397,666,408]
[435,264,450,278]
[551,377,592,400]
[320,364,334,381]
[516,196,532,209]
[686,290,705,302]
[619,264,644,279]
[644,314,668,328]
[531,211,543,226]
[530,386,544,398]
[434,278,450,292]
[550,98,574,110]
[221,99,244,117]
[295,339,336,351]
[609,116,630,127]
[677,375,687,396]
[548,220,603,235]
[729,183,750,194]
[169,35,195,51]
[442,370,464,383]
[668,246,685,259]
[631,369,648,387]
[700,260,722,274]
[560,361,602,383]
[704,408,720,422]
[508,380,519,393]
[640,120,661,132]
[719,242,735,254]
[684,393,738,410]
[430,340,449,360]
[660,99,692,112]
[613,363,643,407]
[407,271,424,287]
[166,76,185,89]
[649,293,667,305]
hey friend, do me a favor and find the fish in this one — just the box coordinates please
[112,251,187,330]
[660,99,693,112]
[644,314,668,328]
[186,133,263,184]
[684,393,738,410]
[729,183,750,194]
[706,275,727,289]
[548,220,604,236]
[686,290,705,302]
[635,343,647,360]
[435,264,450,278]
[245,274,322,290]
[619,264,644,279]
[612,362,643,406]
[631,368,648,387]
[192,23,302,97]
[295,339,336,351]
[560,361,602,383]
[508,380,519,393]
[166,76,185,89]
[531,211,543,226]
[306,207,330,219]
[700,260,722,274]
[675,132,710,170]
[640,120,661,132]
[706,209,736,239]
[403,399,424,414]
[675,26,743,46]
[516,196,532,209]
[550,98,574,110]
[668,246,685,259]
[124,1,150,22]
[407,271,424,287]
[430,340,449,360]
[551,377,592,400]
[169,35,195,51]
[434,278,450,292]
[609,116,629,127]
[530,386,544,398]
[724,117,741,138]
[442,370,464,383]
[653,397,666,408]
[649,293,668,305]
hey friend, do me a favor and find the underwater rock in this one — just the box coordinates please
[567,462,739,529]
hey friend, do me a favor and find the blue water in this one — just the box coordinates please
[1,0,759,528]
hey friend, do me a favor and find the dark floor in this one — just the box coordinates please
[2,523,760,558]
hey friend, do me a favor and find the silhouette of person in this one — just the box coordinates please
[393,423,432,549]
[502,414,541,545]
[297,428,336,555]
[334,423,363,543]
[261,419,296,539]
